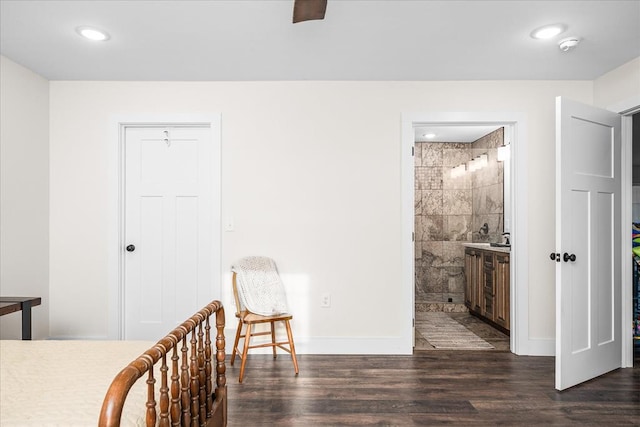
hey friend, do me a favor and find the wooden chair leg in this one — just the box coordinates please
[284,320,299,375]
[270,321,277,359]
[230,319,243,366]
[239,323,252,383]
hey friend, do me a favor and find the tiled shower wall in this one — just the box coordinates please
[415,128,504,309]
[470,128,505,244]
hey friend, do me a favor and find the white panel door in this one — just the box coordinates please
[124,126,214,340]
[555,97,622,390]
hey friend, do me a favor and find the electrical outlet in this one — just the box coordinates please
[320,293,331,308]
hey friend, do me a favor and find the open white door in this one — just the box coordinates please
[555,97,622,390]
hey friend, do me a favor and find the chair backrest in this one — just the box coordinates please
[231,256,289,316]
[231,272,244,316]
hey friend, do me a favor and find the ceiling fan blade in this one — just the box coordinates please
[293,0,327,23]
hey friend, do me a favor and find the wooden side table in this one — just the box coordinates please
[0,297,42,340]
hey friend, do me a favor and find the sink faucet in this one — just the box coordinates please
[502,232,510,245]
[479,223,489,235]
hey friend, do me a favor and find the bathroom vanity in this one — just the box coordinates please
[463,243,510,334]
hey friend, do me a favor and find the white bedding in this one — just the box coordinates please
[0,340,157,426]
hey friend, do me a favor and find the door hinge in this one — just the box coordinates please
[412,146,415,156]
[412,232,415,242]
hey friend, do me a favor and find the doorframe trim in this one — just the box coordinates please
[401,112,534,355]
[107,113,222,340]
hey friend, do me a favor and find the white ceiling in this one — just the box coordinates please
[1,0,639,82]
[414,125,502,143]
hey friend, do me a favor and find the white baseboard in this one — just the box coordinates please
[516,337,554,356]
[223,330,413,355]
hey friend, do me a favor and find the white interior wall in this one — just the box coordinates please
[48,80,593,353]
[594,56,640,109]
[0,56,50,339]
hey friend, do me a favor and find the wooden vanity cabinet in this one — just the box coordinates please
[464,247,510,334]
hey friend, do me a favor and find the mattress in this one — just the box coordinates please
[0,340,156,426]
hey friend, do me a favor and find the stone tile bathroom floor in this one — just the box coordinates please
[415,311,510,351]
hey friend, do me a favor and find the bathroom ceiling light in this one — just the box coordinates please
[451,164,466,178]
[558,37,580,52]
[477,154,488,169]
[468,154,488,172]
[423,133,436,139]
[530,24,566,40]
[76,26,110,41]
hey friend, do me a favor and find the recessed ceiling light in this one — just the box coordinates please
[530,24,566,40]
[76,26,110,41]
[423,133,436,139]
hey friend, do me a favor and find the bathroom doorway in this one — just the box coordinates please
[413,125,511,350]
[401,112,530,355]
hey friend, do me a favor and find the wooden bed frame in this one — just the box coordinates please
[99,300,227,426]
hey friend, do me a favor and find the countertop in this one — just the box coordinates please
[462,242,510,253]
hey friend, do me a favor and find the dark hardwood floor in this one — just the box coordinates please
[226,349,640,426]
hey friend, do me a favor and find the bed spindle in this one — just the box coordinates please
[180,335,191,425]
[170,345,181,426]
[158,353,170,427]
[216,307,227,423]
[197,321,206,424]
[204,316,212,418]
[190,328,200,425]
[145,361,156,427]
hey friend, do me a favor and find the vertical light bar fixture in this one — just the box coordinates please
[497,144,511,162]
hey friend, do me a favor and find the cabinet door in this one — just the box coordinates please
[495,253,510,330]
[464,250,474,308]
[482,252,495,320]
[464,249,482,313]
[473,252,483,313]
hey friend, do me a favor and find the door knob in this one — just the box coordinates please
[550,252,560,262]
[563,252,576,262]
[126,244,136,252]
